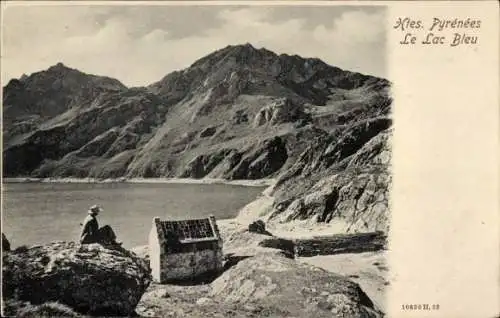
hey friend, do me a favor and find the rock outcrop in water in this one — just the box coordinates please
[2,242,151,316]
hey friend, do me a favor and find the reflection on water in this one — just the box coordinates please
[2,182,264,248]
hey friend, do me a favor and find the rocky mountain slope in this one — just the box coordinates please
[268,120,392,233]
[3,43,392,232]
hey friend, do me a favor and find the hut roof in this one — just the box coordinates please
[157,217,219,243]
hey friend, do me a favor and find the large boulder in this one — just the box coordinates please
[2,242,151,316]
[210,253,383,317]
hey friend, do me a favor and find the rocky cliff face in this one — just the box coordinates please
[269,123,392,233]
[3,43,391,231]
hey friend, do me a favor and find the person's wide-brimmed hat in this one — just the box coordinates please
[88,205,102,214]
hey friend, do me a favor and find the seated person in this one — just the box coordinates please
[80,205,121,246]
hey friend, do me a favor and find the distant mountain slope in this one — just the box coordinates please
[3,43,391,231]
[3,44,389,179]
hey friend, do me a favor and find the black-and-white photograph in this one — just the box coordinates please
[2,3,392,317]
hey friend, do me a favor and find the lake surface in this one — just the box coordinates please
[2,182,265,248]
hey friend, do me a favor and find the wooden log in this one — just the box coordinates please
[257,237,296,258]
[294,231,386,257]
[257,231,386,258]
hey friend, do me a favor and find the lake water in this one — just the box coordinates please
[2,182,265,248]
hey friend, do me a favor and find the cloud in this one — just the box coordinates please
[2,5,386,87]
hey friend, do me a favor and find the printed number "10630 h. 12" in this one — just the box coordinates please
[402,304,440,311]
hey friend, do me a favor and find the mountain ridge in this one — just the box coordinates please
[3,44,392,232]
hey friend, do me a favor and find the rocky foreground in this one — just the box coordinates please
[2,221,387,317]
[2,242,151,316]
[137,222,387,318]
[138,254,383,318]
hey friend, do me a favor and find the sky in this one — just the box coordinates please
[2,4,387,87]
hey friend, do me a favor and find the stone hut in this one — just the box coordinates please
[148,215,223,283]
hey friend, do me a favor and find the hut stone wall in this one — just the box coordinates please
[149,215,223,283]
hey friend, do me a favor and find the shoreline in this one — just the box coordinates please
[2,177,276,187]
[4,175,349,240]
